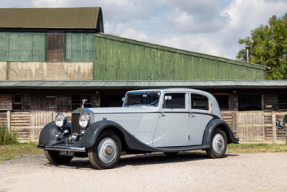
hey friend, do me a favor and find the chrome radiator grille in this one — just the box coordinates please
[71,113,80,134]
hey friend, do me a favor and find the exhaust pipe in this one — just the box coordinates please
[245,46,250,63]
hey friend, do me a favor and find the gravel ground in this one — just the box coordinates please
[0,152,287,192]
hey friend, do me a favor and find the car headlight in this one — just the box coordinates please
[79,113,90,128]
[55,113,67,128]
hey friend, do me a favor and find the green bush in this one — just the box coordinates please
[0,124,18,145]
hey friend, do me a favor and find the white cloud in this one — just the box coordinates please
[160,34,226,57]
[30,0,70,7]
[121,28,149,42]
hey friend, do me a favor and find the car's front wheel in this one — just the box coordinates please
[206,128,227,158]
[44,150,73,165]
[88,131,121,169]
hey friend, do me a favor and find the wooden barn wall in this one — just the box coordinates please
[0,94,12,110]
[1,88,287,142]
[0,32,46,62]
[94,34,266,81]
[47,32,64,62]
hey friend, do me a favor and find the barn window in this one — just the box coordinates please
[278,94,287,110]
[13,94,23,110]
[212,94,229,110]
[101,94,124,107]
[163,93,185,109]
[191,94,209,110]
[238,94,262,111]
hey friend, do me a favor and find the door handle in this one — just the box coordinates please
[161,113,165,117]
[189,113,195,118]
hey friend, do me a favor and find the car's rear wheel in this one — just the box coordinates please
[88,131,121,169]
[44,150,73,165]
[206,128,227,158]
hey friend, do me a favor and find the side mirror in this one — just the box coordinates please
[164,96,172,100]
[122,97,125,102]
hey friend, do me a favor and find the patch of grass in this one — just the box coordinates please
[0,124,18,145]
[0,143,43,162]
[0,142,43,155]
[227,143,287,153]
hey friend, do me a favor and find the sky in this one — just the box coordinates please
[1,0,287,59]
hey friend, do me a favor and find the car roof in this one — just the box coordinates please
[126,88,213,97]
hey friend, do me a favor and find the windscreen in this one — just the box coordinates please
[124,92,161,107]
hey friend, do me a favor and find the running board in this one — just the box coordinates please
[157,145,210,153]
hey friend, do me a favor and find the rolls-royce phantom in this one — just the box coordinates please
[37,88,239,169]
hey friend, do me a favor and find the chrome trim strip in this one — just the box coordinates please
[37,145,86,152]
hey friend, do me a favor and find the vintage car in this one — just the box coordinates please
[37,88,239,169]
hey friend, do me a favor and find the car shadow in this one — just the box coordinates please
[116,152,239,168]
[43,152,239,170]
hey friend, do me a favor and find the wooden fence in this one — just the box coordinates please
[0,111,71,142]
[0,110,286,143]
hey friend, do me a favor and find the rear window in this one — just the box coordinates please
[191,94,209,110]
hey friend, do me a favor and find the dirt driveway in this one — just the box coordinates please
[0,152,287,192]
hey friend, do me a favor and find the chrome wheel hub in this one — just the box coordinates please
[212,133,225,153]
[106,146,113,155]
[98,138,117,164]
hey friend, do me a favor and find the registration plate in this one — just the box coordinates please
[59,151,75,156]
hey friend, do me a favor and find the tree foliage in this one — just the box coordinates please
[236,14,287,80]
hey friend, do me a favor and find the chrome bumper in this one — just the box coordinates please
[37,145,86,152]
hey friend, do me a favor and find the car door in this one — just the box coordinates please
[152,92,189,147]
[188,93,213,146]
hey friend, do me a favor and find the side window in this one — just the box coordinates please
[191,94,209,110]
[163,93,185,109]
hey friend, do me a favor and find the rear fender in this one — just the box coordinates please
[202,119,238,146]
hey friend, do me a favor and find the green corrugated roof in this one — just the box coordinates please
[95,33,267,71]
[0,80,286,89]
[0,7,101,29]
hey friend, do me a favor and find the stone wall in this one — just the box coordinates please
[0,62,7,80]
[8,62,93,80]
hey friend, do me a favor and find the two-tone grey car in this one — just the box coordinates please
[38,88,239,169]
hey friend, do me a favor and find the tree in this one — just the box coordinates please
[236,14,287,80]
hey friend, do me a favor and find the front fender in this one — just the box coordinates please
[72,120,160,152]
[202,119,239,146]
[38,121,71,146]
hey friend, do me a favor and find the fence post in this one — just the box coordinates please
[232,112,236,132]
[7,110,11,134]
[272,112,277,144]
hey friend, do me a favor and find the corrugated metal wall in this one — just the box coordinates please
[0,32,46,62]
[65,33,95,62]
[0,32,95,62]
[94,34,266,80]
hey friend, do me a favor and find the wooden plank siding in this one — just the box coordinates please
[0,94,12,110]
[47,32,64,62]
[94,33,266,81]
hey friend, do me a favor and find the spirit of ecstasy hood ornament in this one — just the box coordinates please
[81,99,88,108]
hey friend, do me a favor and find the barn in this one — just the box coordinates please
[0,7,286,143]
